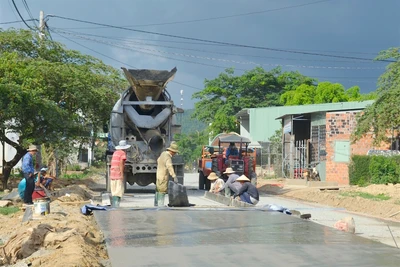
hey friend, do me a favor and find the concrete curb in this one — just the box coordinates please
[203,191,254,207]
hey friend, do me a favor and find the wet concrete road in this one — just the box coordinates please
[95,208,400,267]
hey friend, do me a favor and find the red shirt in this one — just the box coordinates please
[110,150,127,180]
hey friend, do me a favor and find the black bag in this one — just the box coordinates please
[168,181,190,207]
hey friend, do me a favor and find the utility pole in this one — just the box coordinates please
[39,11,45,39]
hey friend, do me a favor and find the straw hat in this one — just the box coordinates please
[236,175,250,182]
[223,167,235,174]
[27,145,38,151]
[207,172,219,181]
[115,140,131,150]
[167,142,179,153]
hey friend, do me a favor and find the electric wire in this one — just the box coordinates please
[51,29,385,71]
[61,0,334,30]
[47,14,395,63]
[52,28,382,64]
[0,18,37,25]
[51,29,205,91]
[11,0,35,30]
[21,0,38,28]
[50,29,381,85]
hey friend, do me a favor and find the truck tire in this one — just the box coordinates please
[106,164,111,192]
[205,176,211,191]
[199,172,205,190]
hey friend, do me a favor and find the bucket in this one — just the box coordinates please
[102,193,111,206]
[34,199,50,215]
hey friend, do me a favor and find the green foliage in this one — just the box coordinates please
[192,67,313,134]
[349,155,400,185]
[67,164,82,171]
[280,82,371,106]
[175,131,208,169]
[369,156,400,184]
[0,207,20,215]
[339,191,391,201]
[280,84,316,105]
[61,173,87,179]
[353,47,400,144]
[0,29,127,186]
[349,155,371,185]
[315,82,350,103]
[180,109,206,134]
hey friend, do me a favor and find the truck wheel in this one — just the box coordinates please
[205,177,211,191]
[199,172,205,190]
[106,164,111,192]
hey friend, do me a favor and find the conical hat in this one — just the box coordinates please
[236,175,250,182]
[207,172,219,180]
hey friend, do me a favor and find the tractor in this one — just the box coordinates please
[197,133,256,190]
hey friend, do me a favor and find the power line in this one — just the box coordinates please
[51,29,385,71]
[10,0,35,30]
[52,28,382,64]
[49,27,380,56]
[0,18,37,25]
[51,29,204,92]
[48,14,395,63]
[61,0,334,30]
[21,0,38,28]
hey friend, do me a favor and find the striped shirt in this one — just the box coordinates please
[110,150,127,180]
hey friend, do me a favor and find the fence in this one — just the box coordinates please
[258,142,283,178]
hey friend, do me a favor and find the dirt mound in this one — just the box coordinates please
[0,183,108,266]
[281,185,400,221]
[52,185,94,201]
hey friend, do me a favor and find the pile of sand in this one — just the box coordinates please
[0,185,108,267]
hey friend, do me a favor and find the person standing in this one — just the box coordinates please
[155,142,179,207]
[110,140,131,207]
[223,168,240,197]
[22,145,38,205]
[233,175,259,205]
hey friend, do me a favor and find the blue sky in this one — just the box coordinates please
[1,0,399,109]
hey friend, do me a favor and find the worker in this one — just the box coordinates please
[110,140,131,207]
[35,167,55,190]
[32,167,54,200]
[208,172,225,194]
[225,142,239,165]
[223,167,240,197]
[21,145,38,205]
[233,175,259,205]
[155,142,179,207]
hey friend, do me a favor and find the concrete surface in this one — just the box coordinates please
[95,173,400,251]
[95,209,400,267]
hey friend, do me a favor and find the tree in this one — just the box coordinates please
[280,81,375,106]
[314,82,349,103]
[0,29,126,188]
[175,131,208,170]
[192,67,314,134]
[280,84,316,105]
[353,47,400,144]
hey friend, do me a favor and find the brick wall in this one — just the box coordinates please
[325,111,388,185]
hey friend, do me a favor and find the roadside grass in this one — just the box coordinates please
[340,191,391,201]
[0,206,20,216]
[60,172,88,180]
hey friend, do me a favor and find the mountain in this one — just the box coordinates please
[179,109,207,134]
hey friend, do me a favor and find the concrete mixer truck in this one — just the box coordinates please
[105,67,184,191]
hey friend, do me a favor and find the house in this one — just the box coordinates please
[236,100,393,185]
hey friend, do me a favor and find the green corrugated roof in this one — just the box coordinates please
[241,101,373,142]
